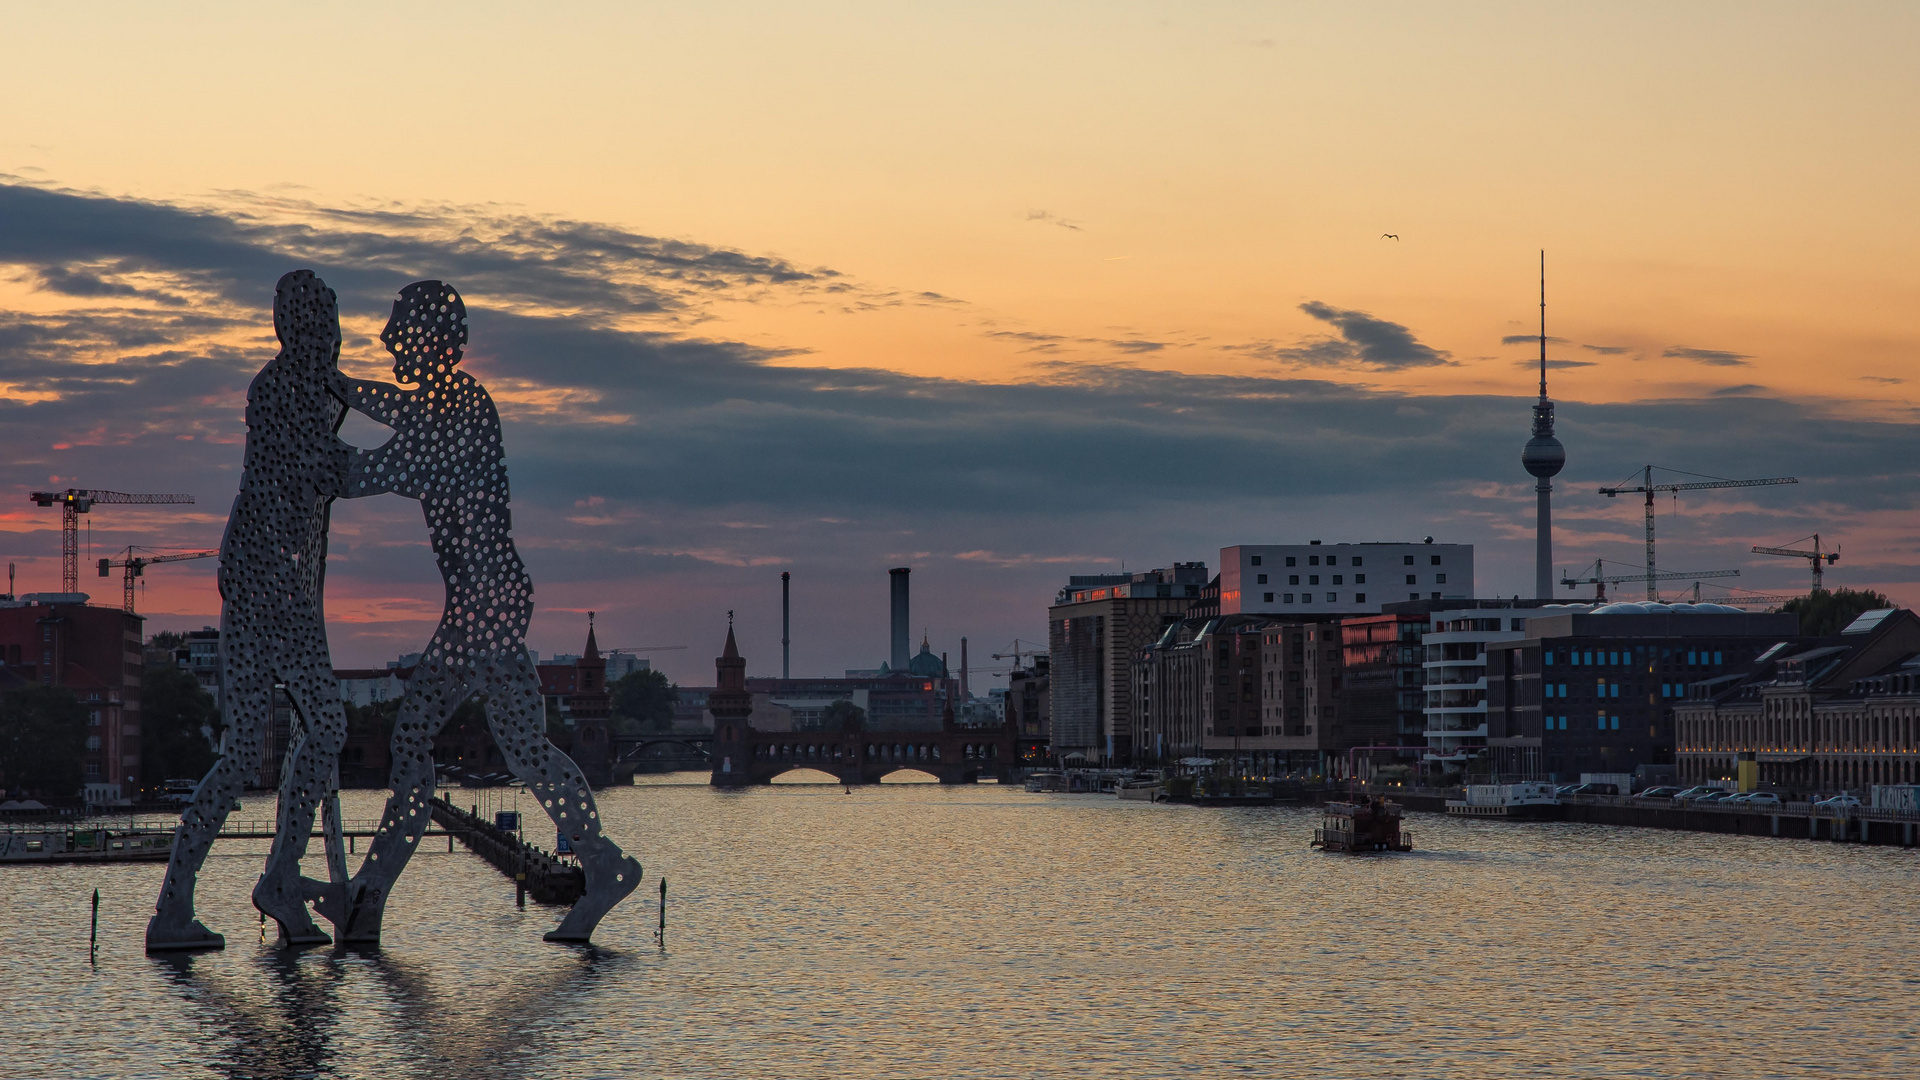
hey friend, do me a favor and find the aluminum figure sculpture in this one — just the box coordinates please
[145,273,641,951]
[325,281,640,944]
[147,270,353,951]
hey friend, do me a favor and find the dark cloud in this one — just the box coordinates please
[1024,209,1082,231]
[985,329,1163,355]
[1582,344,1630,355]
[1711,384,1767,396]
[5,180,1916,672]
[1664,346,1752,366]
[1861,375,1905,385]
[1518,359,1597,370]
[1501,334,1568,346]
[1230,302,1451,371]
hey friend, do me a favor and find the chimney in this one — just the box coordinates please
[960,636,969,699]
[781,571,791,680]
[889,567,910,671]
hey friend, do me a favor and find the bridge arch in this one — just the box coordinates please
[767,766,846,784]
[875,767,940,783]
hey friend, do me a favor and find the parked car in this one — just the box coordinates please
[1555,784,1582,796]
[1737,792,1783,806]
[1560,782,1620,797]
[1635,786,1682,800]
[1815,794,1862,810]
[1689,790,1737,804]
[1673,786,1726,802]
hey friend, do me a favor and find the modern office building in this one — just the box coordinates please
[1049,563,1210,764]
[1418,603,1543,766]
[1219,541,1473,617]
[1673,608,1920,794]
[1339,611,1429,751]
[1483,602,1797,781]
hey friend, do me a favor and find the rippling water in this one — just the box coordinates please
[5,776,1917,1079]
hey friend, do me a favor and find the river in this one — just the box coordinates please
[4,777,1916,1079]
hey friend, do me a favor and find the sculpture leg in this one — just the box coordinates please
[252,658,349,946]
[483,653,640,943]
[146,643,271,951]
[338,662,463,944]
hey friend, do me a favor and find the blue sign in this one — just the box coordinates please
[494,811,520,832]
[556,832,573,855]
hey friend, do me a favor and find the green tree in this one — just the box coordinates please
[0,684,89,798]
[821,698,866,731]
[1781,588,1893,637]
[146,630,187,653]
[140,666,222,794]
[611,669,679,734]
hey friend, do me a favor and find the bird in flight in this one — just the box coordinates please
[1381,233,1399,240]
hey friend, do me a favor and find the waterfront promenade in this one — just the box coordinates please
[5,777,1915,1079]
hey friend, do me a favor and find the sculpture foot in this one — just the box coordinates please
[338,880,389,945]
[145,915,226,952]
[304,876,352,937]
[252,880,330,947]
[544,855,642,943]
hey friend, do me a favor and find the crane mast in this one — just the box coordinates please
[1596,468,1796,601]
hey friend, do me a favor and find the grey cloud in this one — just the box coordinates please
[1664,346,1752,366]
[1246,301,1452,370]
[1518,358,1596,370]
[1025,209,1082,231]
[1861,375,1904,385]
[1582,344,1630,355]
[1502,334,1568,346]
[1711,384,1767,396]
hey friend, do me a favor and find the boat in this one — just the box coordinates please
[1311,796,1413,853]
[1,825,175,864]
[1116,779,1162,801]
[1024,771,1067,793]
[1445,782,1563,820]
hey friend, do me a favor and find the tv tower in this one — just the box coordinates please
[1520,251,1566,601]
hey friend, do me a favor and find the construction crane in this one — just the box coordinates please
[1750,534,1839,592]
[97,547,219,614]
[1559,559,1739,602]
[29,488,194,593]
[991,640,1049,669]
[1597,467,1796,601]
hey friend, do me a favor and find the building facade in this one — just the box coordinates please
[1339,612,1428,752]
[1049,563,1209,764]
[1674,608,1920,795]
[1484,603,1798,781]
[1133,615,1348,773]
[1219,541,1473,618]
[0,598,144,802]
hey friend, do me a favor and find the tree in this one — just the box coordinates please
[146,630,187,653]
[611,669,678,734]
[0,684,89,798]
[1781,588,1893,637]
[821,699,866,731]
[140,666,222,794]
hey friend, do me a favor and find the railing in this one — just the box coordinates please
[1561,793,1920,823]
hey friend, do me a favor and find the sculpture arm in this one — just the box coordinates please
[342,377,409,427]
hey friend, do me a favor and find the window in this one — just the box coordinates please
[1251,555,1262,566]
[1405,574,1416,585]
[87,711,101,726]
[1264,592,1274,602]
[1286,556,1297,566]
[1430,592,1440,600]
[1302,594,1313,604]
[1353,557,1363,567]
[1256,574,1268,584]
[1289,575,1300,585]
[1409,592,1419,600]
[1332,575,1344,585]
[1430,555,1442,565]
[1713,651,1723,665]
[85,735,101,750]
[1309,575,1320,586]
[1435,574,1447,584]
[1403,555,1415,565]
[1355,593,1366,603]
[1326,555,1338,566]
[1326,592,1337,603]
[1309,555,1320,566]
[1355,574,1366,584]
[1598,715,1607,730]
[1284,593,1294,603]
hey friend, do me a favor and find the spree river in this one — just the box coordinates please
[5,777,1916,1079]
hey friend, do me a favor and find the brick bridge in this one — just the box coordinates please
[710,717,1026,786]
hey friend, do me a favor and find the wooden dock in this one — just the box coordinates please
[427,797,584,904]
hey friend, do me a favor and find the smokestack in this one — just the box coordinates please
[960,636,969,699]
[889,567,910,671]
[781,571,791,679]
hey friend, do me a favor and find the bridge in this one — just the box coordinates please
[613,733,713,774]
[709,718,1032,786]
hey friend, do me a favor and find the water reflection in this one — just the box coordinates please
[153,943,631,1080]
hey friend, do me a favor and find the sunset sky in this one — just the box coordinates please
[3,3,1917,684]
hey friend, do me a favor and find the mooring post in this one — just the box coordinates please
[657,877,667,947]
[90,888,99,962]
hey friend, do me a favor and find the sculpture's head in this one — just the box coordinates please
[273,270,340,360]
[381,280,467,385]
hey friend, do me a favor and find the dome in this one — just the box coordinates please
[1522,433,1566,478]
[907,642,945,678]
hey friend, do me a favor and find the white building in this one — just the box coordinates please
[1420,604,1575,764]
[336,669,407,708]
[1220,542,1474,617]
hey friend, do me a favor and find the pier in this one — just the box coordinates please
[427,797,585,904]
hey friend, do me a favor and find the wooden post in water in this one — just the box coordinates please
[90,888,99,961]
[656,877,667,947]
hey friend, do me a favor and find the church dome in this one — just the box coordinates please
[907,640,945,678]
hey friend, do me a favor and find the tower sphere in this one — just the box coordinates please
[1523,432,1565,478]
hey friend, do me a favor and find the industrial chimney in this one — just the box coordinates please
[781,571,791,679]
[889,567,910,671]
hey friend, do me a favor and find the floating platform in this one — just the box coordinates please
[1312,797,1413,853]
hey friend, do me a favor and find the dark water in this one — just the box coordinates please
[4,777,1916,1079]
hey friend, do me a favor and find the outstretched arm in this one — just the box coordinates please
[340,376,410,427]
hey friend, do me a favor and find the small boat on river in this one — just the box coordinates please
[1311,796,1413,853]
[1445,782,1563,820]
[1,825,174,864]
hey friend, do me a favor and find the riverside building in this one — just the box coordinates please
[0,595,145,803]
[1218,540,1472,617]
[1673,608,1920,794]
[1050,563,1210,764]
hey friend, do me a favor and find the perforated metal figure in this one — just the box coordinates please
[330,280,641,943]
[147,270,353,951]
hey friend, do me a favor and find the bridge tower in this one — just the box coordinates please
[569,613,616,786]
[708,620,755,786]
